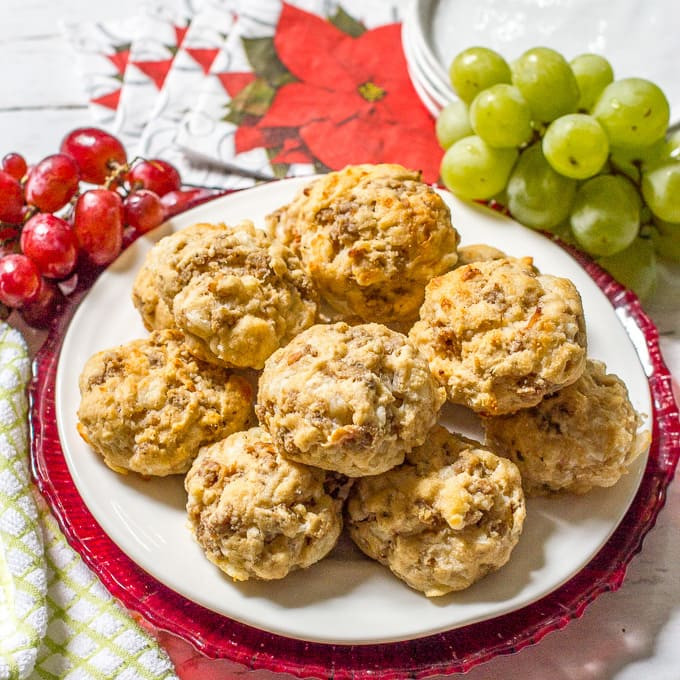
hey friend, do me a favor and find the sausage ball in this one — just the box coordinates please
[266,164,459,323]
[483,359,650,495]
[346,426,526,596]
[151,221,318,369]
[131,248,175,332]
[185,427,343,581]
[409,257,587,415]
[256,322,445,476]
[77,329,253,476]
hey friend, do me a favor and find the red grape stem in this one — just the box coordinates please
[61,193,79,222]
[0,233,17,246]
[104,156,158,192]
[23,205,38,223]
[103,160,129,190]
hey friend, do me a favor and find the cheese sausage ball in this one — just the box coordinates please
[456,243,507,266]
[409,257,587,415]
[151,221,318,369]
[131,249,175,332]
[483,359,650,495]
[256,322,445,477]
[185,427,343,581]
[131,222,222,333]
[266,164,459,323]
[346,426,526,597]
[77,330,253,476]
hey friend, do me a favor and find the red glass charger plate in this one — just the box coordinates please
[30,181,679,679]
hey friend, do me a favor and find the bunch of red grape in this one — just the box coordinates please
[0,127,218,327]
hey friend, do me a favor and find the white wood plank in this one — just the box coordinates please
[0,37,86,108]
[0,108,88,162]
[0,0,142,39]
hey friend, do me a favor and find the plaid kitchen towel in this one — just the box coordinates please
[0,323,178,680]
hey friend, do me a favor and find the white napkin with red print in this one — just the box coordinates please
[174,0,443,184]
[64,0,441,188]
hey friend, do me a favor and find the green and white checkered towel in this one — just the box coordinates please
[0,322,179,680]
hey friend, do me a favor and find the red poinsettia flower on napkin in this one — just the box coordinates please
[225,3,442,182]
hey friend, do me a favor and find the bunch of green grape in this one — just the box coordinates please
[437,46,680,299]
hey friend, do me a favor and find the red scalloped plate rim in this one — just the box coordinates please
[29,191,680,680]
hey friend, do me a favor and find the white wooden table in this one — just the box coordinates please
[1,2,679,678]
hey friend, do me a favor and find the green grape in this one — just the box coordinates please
[668,130,680,159]
[548,219,578,246]
[609,138,672,183]
[570,174,640,256]
[506,143,577,230]
[542,114,609,179]
[440,135,518,200]
[449,47,512,104]
[469,84,533,148]
[598,237,657,300]
[511,47,580,122]
[435,100,473,149]
[640,138,673,168]
[592,78,670,149]
[641,162,680,223]
[649,219,680,262]
[609,153,641,184]
[569,53,614,111]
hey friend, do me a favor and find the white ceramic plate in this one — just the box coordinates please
[412,0,680,123]
[402,23,445,115]
[402,14,454,108]
[55,177,651,644]
[405,0,455,98]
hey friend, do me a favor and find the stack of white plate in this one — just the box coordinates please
[402,0,679,123]
[401,1,455,117]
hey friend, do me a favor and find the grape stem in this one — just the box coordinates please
[104,160,130,190]
[62,194,79,222]
[0,234,18,246]
[23,205,38,223]
[104,156,158,192]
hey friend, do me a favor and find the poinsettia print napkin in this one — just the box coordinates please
[175,0,443,183]
[62,16,140,129]
[113,0,198,148]
[134,0,257,189]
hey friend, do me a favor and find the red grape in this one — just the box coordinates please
[2,153,27,181]
[0,254,41,307]
[73,189,124,265]
[19,277,62,327]
[25,154,80,212]
[60,127,127,184]
[0,170,24,224]
[21,213,78,279]
[161,187,226,218]
[124,190,164,233]
[127,159,181,196]
[0,226,19,258]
